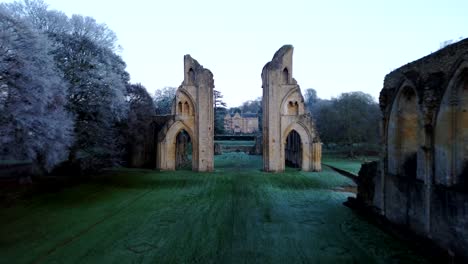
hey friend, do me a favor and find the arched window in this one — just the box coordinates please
[387,86,419,177]
[178,101,183,114]
[287,101,298,115]
[188,68,195,85]
[184,101,190,115]
[435,68,468,186]
[282,68,289,84]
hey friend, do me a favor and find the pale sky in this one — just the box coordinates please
[2,0,468,107]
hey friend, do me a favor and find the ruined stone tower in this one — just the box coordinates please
[156,55,214,172]
[261,45,322,172]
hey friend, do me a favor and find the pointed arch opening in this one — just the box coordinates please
[158,121,196,171]
[183,101,190,115]
[188,68,195,85]
[178,101,183,114]
[285,130,302,168]
[387,85,419,177]
[287,101,299,115]
[282,68,289,84]
[175,129,192,170]
[435,67,468,187]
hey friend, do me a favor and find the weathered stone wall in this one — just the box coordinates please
[367,38,468,260]
[261,45,321,172]
[156,55,214,172]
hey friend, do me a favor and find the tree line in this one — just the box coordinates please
[304,88,381,157]
[0,0,155,174]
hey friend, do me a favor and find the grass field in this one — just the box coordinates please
[215,140,255,146]
[322,155,379,175]
[0,153,428,263]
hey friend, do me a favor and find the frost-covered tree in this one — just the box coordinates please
[2,0,131,172]
[69,14,118,51]
[0,8,73,171]
[51,33,129,171]
[154,87,176,115]
[3,0,69,35]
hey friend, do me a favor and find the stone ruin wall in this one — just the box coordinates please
[156,55,214,172]
[358,38,468,260]
[261,45,322,172]
[133,46,324,174]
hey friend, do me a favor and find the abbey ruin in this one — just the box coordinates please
[156,55,214,172]
[261,45,322,172]
[354,39,468,260]
[154,46,322,173]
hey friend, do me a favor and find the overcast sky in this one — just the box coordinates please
[2,0,467,107]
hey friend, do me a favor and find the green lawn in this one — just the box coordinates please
[215,140,255,146]
[322,155,379,175]
[0,153,428,263]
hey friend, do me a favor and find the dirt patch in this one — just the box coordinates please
[333,186,357,194]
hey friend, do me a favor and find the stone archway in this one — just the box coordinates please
[156,55,214,172]
[157,121,196,170]
[261,45,322,172]
[282,122,320,171]
[435,63,468,186]
[285,130,302,168]
[387,83,420,177]
[175,129,192,169]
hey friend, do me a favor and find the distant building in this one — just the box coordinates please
[224,112,258,134]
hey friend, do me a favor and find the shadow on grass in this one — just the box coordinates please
[93,169,203,190]
[266,174,323,190]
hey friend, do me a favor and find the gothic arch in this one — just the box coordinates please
[157,121,197,171]
[187,68,195,85]
[282,67,289,84]
[285,130,302,168]
[174,89,195,116]
[183,101,190,115]
[262,45,321,172]
[282,122,313,171]
[434,61,468,186]
[280,88,304,116]
[387,81,421,176]
[178,101,183,113]
[157,55,214,172]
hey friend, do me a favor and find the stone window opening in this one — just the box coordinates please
[178,101,183,114]
[287,101,299,115]
[184,101,190,115]
[188,68,195,85]
[282,68,289,84]
[388,86,419,177]
[435,71,468,186]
